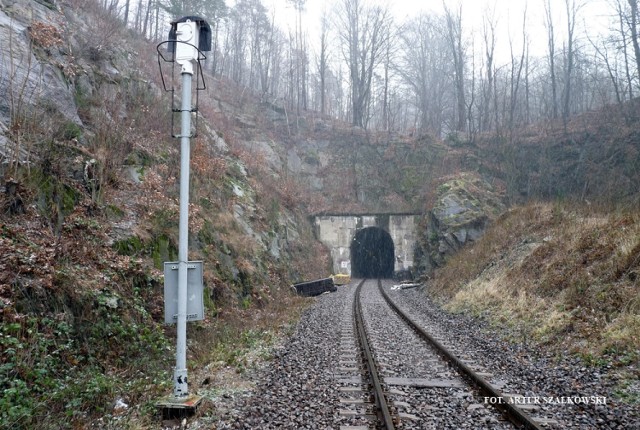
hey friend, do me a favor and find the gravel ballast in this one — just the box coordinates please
[203,279,638,429]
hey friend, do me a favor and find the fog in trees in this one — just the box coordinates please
[115,0,640,139]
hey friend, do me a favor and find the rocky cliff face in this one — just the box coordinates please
[416,173,505,275]
[0,0,326,286]
[228,103,463,216]
[1,1,74,162]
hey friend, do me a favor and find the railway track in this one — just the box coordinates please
[340,278,553,429]
[354,279,396,429]
[377,279,550,429]
[334,279,385,429]
[214,277,631,429]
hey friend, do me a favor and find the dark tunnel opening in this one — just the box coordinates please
[350,227,395,278]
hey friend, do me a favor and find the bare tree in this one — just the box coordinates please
[397,14,450,137]
[587,30,623,104]
[562,0,583,126]
[124,0,131,24]
[544,0,559,119]
[481,10,497,132]
[508,5,528,134]
[611,0,637,97]
[627,0,640,77]
[287,0,308,112]
[152,0,161,39]
[334,0,393,128]
[141,0,152,38]
[443,2,466,132]
[134,0,143,32]
[617,0,635,98]
[110,0,640,135]
[317,10,330,115]
[378,18,398,132]
[226,2,248,84]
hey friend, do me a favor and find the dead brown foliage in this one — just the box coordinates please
[29,21,63,49]
[430,201,640,362]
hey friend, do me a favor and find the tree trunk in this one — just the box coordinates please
[562,0,580,127]
[628,1,640,82]
[142,0,152,38]
[124,0,130,25]
[444,4,466,132]
[545,0,558,119]
[319,13,328,115]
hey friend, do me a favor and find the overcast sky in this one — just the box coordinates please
[266,0,615,64]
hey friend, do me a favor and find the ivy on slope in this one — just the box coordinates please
[0,205,172,429]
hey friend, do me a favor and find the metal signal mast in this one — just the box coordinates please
[156,16,211,411]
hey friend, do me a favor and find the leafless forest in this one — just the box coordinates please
[110,0,640,137]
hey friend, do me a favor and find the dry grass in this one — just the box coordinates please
[430,203,556,297]
[188,280,312,379]
[430,201,640,365]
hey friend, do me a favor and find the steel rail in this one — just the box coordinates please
[354,280,396,430]
[378,280,545,430]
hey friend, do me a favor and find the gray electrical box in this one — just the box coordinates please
[163,261,204,324]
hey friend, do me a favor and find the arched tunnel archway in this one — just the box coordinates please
[351,227,395,278]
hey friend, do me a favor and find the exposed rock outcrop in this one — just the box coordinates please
[416,172,505,275]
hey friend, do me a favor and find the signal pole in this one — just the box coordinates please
[156,17,211,413]
[174,18,199,399]
[174,46,192,398]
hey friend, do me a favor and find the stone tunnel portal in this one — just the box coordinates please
[350,227,395,278]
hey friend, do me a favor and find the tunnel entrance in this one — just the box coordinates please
[350,227,395,278]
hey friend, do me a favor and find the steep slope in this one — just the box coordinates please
[467,104,640,205]
[0,1,328,428]
[428,202,639,402]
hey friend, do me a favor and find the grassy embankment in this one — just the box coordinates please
[429,202,639,401]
